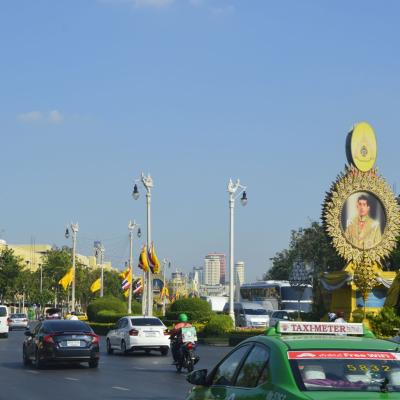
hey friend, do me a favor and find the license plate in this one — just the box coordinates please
[145,332,157,337]
[67,340,81,347]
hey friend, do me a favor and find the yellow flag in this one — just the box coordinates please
[161,286,169,298]
[149,243,161,274]
[90,278,101,293]
[59,267,73,290]
[123,289,129,298]
[138,245,149,273]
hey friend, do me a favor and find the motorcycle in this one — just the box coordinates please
[174,340,199,373]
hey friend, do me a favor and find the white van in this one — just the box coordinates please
[0,305,9,337]
[224,302,272,328]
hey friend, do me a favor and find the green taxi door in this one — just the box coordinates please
[189,342,271,400]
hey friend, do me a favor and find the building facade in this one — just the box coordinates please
[204,254,222,285]
[234,261,245,286]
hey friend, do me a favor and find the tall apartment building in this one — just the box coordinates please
[205,253,226,284]
[204,254,222,285]
[234,261,245,286]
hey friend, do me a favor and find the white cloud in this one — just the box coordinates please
[48,110,64,124]
[17,110,65,125]
[17,111,43,123]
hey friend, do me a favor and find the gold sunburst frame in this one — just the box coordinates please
[323,165,400,266]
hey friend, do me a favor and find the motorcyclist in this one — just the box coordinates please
[335,310,346,323]
[169,313,192,364]
[328,312,337,322]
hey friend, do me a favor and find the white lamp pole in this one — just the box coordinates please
[128,220,140,314]
[99,244,105,297]
[227,179,247,325]
[132,172,154,317]
[66,223,79,312]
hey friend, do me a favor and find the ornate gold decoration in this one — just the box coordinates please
[352,254,376,304]
[323,165,400,266]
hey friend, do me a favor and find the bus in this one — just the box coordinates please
[240,280,313,312]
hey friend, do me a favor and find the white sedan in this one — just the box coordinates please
[106,316,170,356]
[9,313,28,330]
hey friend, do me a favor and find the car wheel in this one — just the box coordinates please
[88,359,99,368]
[34,350,44,369]
[106,339,114,355]
[22,346,31,366]
[187,358,194,373]
[121,340,127,355]
[3,333,8,338]
[160,347,169,356]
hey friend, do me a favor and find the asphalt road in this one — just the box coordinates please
[0,329,230,400]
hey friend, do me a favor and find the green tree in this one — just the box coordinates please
[0,247,23,302]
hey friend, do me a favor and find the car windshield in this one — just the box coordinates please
[11,314,26,318]
[289,351,400,392]
[44,320,92,333]
[244,309,268,315]
[0,308,7,317]
[131,318,163,326]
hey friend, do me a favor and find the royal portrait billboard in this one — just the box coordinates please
[341,191,386,250]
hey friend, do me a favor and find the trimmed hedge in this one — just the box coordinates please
[203,315,234,336]
[88,322,115,336]
[87,296,127,322]
[228,328,266,346]
[167,298,214,323]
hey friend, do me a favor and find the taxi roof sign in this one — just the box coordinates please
[276,321,364,336]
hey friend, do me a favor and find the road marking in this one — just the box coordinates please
[65,377,79,381]
[112,386,130,391]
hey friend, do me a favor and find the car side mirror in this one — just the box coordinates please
[24,330,33,337]
[187,369,208,386]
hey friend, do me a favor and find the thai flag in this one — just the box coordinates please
[132,278,142,295]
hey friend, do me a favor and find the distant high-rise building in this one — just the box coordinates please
[205,253,226,284]
[204,254,221,285]
[234,261,245,286]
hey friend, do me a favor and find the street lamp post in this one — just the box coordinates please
[289,260,311,321]
[94,241,105,298]
[227,179,248,325]
[39,264,43,293]
[65,223,79,312]
[162,258,171,317]
[133,172,154,316]
[128,220,141,314]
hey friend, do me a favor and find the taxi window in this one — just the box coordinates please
[211,344,252,386]
[235,344,269,388]
[289,351,400,392]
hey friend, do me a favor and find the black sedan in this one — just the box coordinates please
[23,320,100,368]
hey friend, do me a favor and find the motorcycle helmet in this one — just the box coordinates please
[178,313,188,322]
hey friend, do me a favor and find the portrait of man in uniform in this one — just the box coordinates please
[343,193,384,249]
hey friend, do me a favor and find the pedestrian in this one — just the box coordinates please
[335,310,346,323]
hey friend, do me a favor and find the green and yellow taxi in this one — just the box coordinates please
[186,321,400,399]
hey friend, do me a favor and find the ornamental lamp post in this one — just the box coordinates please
[128,220,141,314]
[162,258,171,317]
[132,173,154,317]
[227,178,248,325]
[65,223,79,312]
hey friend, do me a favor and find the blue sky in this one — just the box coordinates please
[1,0,400,281]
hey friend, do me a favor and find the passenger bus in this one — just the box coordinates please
[240,280,313,312]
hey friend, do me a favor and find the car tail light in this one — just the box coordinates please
[7,318,11,325]
[129,329,139,336]
[44,335,55,344]
[186,342,193,350]
[88,334,99,344]
[163,329,170,336]
[23,319,28,322]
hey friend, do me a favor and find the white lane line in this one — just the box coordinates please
[112,386,130,391]
[65,377,79,381]
[26,370,39,374]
